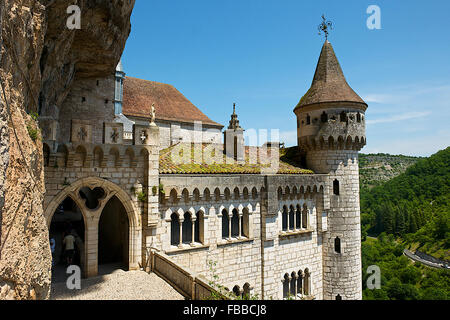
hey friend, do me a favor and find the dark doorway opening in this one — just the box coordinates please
[49,197,85,283]
[98,196,129,271]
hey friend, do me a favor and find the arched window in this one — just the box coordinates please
[282,274,290,299]
[356,112,361,123]
[243,283,251,299]
[234,187,240,200]
[193,188,200,202]
[297,270,303,297]
[231,209,240,238]
[334,237,341,254]
[302,204,308,229]
[170,189,178,204]
[282,206,288,231]
[204,188,211,201]
[336,294,342,300]
[222,209,229,239]
[214,188,221,201]
[306,114,311,125]
[321,111,328,123]
[243,187,249,200]
[290,272,297,297]
[251,187,258,199]
[182,189,189,203]
[295,205,301,229]
[170,213,180,246]
[195,212,202,243]
[182,212,192,244]
[333,179,340,195]
[340,111,347,122]
[224,188,231,200]
[232,285,241,297]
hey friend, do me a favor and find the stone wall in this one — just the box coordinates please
[155,174,329,299]
[57,77,116,144]
[307,150,362,300]
[42,142,157,277]
[131,117,222,150]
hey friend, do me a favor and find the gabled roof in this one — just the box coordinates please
[295,41,367,111]
[122,77,223,128]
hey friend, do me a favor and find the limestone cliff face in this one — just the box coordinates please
[0,0,135,300]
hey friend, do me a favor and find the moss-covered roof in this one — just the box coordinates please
[159,144,313,175]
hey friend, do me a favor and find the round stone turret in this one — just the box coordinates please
[295,41,367,300]
[294,41,367,173]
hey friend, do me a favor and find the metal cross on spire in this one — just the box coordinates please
[318,14,333,41]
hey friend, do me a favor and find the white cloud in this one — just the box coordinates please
[366,111,431,125]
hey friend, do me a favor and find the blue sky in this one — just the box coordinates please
[122,0,450,157]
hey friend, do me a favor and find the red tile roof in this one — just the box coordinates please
[122,76,223,128]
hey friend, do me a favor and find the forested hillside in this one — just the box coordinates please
[359,147,449,300]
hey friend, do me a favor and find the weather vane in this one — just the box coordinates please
[318,15,333,41]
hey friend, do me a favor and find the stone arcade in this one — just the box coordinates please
[39,40,367,300]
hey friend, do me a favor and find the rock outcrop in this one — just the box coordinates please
[0,0,135,300]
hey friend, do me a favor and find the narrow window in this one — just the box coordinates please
[233,285,240,297]
[336,294,342,300]
[283,274,290,299]
[335,237,341,253]
[81,97,86,103]
[290,272,297,297]
[297,271,303,297]
[170,213,180,246]
[306,114,311,125]
[231,209,239,237]
[333,179,340,196]
[96,80,99,86]
[356,112,361,123]
[222,210,229,239]
[182,212,192,244]
[289,206,295,230]
[282,206,288,231]
[321,111,328,123]
[340,111,346,122]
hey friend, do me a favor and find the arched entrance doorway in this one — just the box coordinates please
[49,196,85,282]
[98,196,130,272]
[45,177,142,278]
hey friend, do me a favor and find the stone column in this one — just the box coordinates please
[190,216,196,246]
[238,213,243,239]
[178,218,184,248]
[228,212,232,240]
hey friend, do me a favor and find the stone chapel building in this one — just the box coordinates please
[39,40,367,300]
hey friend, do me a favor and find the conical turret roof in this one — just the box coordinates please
[295,41,367,111]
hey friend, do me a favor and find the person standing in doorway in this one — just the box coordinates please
[63,231,76,266]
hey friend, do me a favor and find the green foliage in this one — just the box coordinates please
[159,184,165,195]
[136,191,147,203]
[27,122,39,141]
[362,236,449,300]
[360,148,450,260]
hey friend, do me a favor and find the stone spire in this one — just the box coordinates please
[294,41,367,111]
[228,102,242,130]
